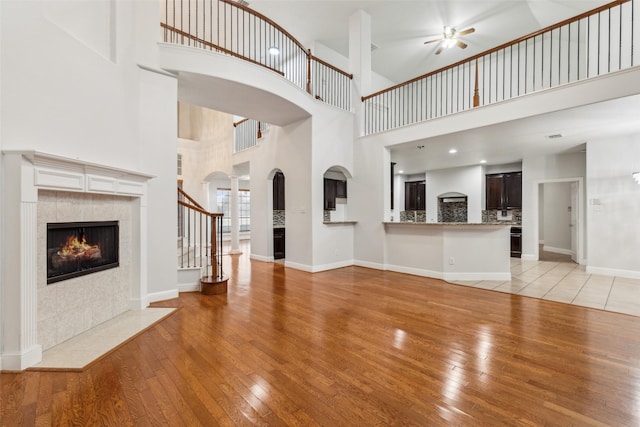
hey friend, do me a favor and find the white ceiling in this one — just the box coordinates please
[247,0,614,84]
[390,93,640,174]
[241,0,639,174]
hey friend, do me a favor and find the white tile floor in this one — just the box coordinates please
[452,258,640,316]
[31,307,176,370]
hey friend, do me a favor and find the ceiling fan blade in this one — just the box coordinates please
[456,40,468,49]
[457,27,475,36]
[435,45,444,55]
[424,38,442,45]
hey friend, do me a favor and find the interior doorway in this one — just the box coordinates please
[272,170,285,260]
[537,178,583,264]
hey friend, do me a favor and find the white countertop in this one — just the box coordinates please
[384,221,518,226]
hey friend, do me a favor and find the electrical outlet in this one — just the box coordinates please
[449,257,455,265]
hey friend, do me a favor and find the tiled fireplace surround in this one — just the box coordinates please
[1,151,153,370]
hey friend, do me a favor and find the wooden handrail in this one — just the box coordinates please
[310,54,354,79]
[218,0,308,53]
[233,118,249,127]
[161,23,286,76]
[362,0,631,101]
[178,187,204,210]
[178,200,224,218]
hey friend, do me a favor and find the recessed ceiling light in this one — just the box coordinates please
[480,159,487,164]
[449,148,457,154]
[398,170,404,174]
[268,46,280,55]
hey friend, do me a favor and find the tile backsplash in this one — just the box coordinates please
[400,210,426,222]
[273,210,285,227]
[482,209,522,223]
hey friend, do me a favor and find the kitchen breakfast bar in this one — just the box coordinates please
[383,222,512,282]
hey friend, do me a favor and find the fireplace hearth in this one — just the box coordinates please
[47,221,119,284]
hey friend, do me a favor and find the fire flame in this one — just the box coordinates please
[58,234,100,258]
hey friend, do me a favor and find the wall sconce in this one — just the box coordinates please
[633,171,640,184]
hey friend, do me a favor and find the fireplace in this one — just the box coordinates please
[47,221,119,284]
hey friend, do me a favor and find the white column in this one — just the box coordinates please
[349,9,372,136]
[229,175,242,254]
[202,181,211,211]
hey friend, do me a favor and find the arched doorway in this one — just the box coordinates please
[272,170,285,260]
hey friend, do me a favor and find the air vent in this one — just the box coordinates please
[546,133,564,139]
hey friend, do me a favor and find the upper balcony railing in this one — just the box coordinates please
[161,0,352,111]
[233,118,268,153]
[362,0,638,135]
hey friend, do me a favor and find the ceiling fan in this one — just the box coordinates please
[424,26,476,55]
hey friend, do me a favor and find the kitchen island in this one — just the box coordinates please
[383,222,511,282]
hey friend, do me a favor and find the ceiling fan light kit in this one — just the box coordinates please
[425,26,475,54]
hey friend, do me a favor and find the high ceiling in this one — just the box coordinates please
[246,0,614,84]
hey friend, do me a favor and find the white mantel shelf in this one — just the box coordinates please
[3,150,155,196]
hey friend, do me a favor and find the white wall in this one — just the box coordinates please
[542,182,572,253]
[0,0,178,306]
[522,151,586,261]
[312,105,355,269]
[586,134,640,278]
[425,166,484,223]
[244,118,314,267]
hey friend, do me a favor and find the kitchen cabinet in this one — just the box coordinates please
[405,181,425,210]
[273,172,285,210]
[510,226,522,258]
[324,178,336,210]
[485,172,522,210]
[273,228,285,259]
[335,180,347,198]
[324,178,347,210]
[504,172,522,209]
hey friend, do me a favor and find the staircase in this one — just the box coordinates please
[178,187,228,294]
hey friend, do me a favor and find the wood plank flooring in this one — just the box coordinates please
[3,252,640,425]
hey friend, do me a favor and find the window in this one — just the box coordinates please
[177,154,182,176]
[216,188,251,233]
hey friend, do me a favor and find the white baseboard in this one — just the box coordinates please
[250,253,273,263]
[146,289,179,304]
[308,260,355,273]
[1,344,42,371]
[443,272,512,282]
[284,261,313,272]
[586,266,640,280]
[353,260,385,271]
[538,240,544,245]
[385,264,444,280]
[543,246,574,256]
[521,254,538,261]
[177,283,200,292]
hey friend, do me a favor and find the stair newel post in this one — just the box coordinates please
[306,49,312,94]
[473,59,480,108]
[210,214,218,279]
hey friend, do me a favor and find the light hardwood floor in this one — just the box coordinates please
[2,244,640,425]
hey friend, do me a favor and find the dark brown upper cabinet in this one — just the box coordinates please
[324,178,347,210]
[273,172,285,210]
[324,178,337,210]
[485,172,522,210]
[405,181,426,210]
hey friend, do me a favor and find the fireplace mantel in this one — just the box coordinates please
[6,150,155,196]
[1,151,155,371]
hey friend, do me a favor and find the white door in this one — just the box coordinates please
[570,182,578,263]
